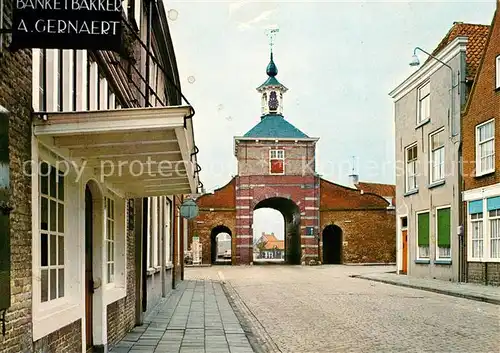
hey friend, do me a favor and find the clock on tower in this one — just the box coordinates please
[268,91,279,111]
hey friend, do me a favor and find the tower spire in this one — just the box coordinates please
[265,27,279,77]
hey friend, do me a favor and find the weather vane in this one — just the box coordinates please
[265,25,280,52]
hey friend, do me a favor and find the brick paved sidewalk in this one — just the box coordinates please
[110,280,254,353]
[354,272,500,305]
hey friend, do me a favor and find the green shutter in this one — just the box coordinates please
[437,208,451,247]
[417,212,430,246]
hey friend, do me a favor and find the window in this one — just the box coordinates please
[496,55,500,89]
[417,81,430,124]
[436,207,451,259]
[490,209,500,259]
[417,211,430,259]
[269,149,285,174]
[468,197,500,261]
[476,120,495,175]
[405,144,418,192]
[430,129,445,183]
[39,162,65,302]
[106,197,115,283]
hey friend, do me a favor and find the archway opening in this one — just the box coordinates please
[210,225,232,265]
[322,225,343,264]
[253,197,301,265]
[253,208,285,263]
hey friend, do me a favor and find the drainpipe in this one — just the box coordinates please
[141,198,148,314]
[160,197,165,297]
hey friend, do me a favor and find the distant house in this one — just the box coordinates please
[254,232,285,260]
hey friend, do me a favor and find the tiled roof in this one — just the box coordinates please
[256,76,287,91]
[243,114,309,139]
[355,182,395,197]
[264,240,284,250]
[427,22,490,79]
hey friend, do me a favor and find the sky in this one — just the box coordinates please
[167,0,496,239]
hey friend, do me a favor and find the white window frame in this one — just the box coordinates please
[105,197,116,284]
[496,55,500,90]
[435,205,451,260]
[468,206,484,261]
[416,210,430,260]
[417,81,430,124]
[165,197,172,266]
[475,119,495,176]
[269,149,285,175]
[39,161,66,304]
[429,128,445,184]
[405,143,418,192]
[489,209,500,260]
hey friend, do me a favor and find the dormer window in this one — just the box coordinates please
[270,149,284,174]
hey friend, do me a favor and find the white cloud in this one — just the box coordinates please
[236,9,275,31]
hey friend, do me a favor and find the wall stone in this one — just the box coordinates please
[0,1,34,351]
[320,209,396,263]
[32,320,82,353]
[107,200,136,347]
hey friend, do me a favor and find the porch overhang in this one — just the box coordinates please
[33,106,200,198]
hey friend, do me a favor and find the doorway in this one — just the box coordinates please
[84,185,93,351]
[401,217,408,274]
[322,225,343,264]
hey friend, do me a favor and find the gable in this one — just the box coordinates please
[320,178,389,209]
[196,178,236,208]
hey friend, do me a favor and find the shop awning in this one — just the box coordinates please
[33,105,199,198]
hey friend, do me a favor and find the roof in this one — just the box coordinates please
[264,240,284,250]
[256,76,287,91]
[427,22,490,79]
[243,114,309,139]
[355,182,395,197]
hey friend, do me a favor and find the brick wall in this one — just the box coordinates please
[468,262,500,286]
[0,1,33,351]
[107,200,136,347]
[320,209,396,263]
[236,141,316,176]
[462,9,499,285]
[32,320,81,353]
[462,11,499,189]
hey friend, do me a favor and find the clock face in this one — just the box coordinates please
[268,91,279,110]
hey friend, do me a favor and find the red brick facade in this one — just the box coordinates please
[462,6,500,285]
[189,176,396,265]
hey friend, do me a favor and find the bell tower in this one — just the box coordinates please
[257,28,288,117]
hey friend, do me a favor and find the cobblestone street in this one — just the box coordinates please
[187,265,500,353]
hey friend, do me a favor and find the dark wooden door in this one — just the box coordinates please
[85,186,93,351]
[402,229,408,274]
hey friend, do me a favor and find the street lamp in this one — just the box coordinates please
[409,46,457,136]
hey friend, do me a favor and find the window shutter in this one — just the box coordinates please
[417,212,429,246]
[437,208,451,248]
[270,159,283,174]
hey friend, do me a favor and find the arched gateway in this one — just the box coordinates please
[188,46,397,266]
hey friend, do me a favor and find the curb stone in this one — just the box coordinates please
[221,281,282,353]
[351,275,500,306]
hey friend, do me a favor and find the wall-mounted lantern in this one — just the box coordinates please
[180,198,199,220]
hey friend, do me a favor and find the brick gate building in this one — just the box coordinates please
[188,51,396,266]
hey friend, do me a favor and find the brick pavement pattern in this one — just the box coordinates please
[187,265,500,353]
[110,281,254,353]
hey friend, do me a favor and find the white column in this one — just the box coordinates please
[75,50,88,111]
[152,197,158,267]
[62,50,73,111]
